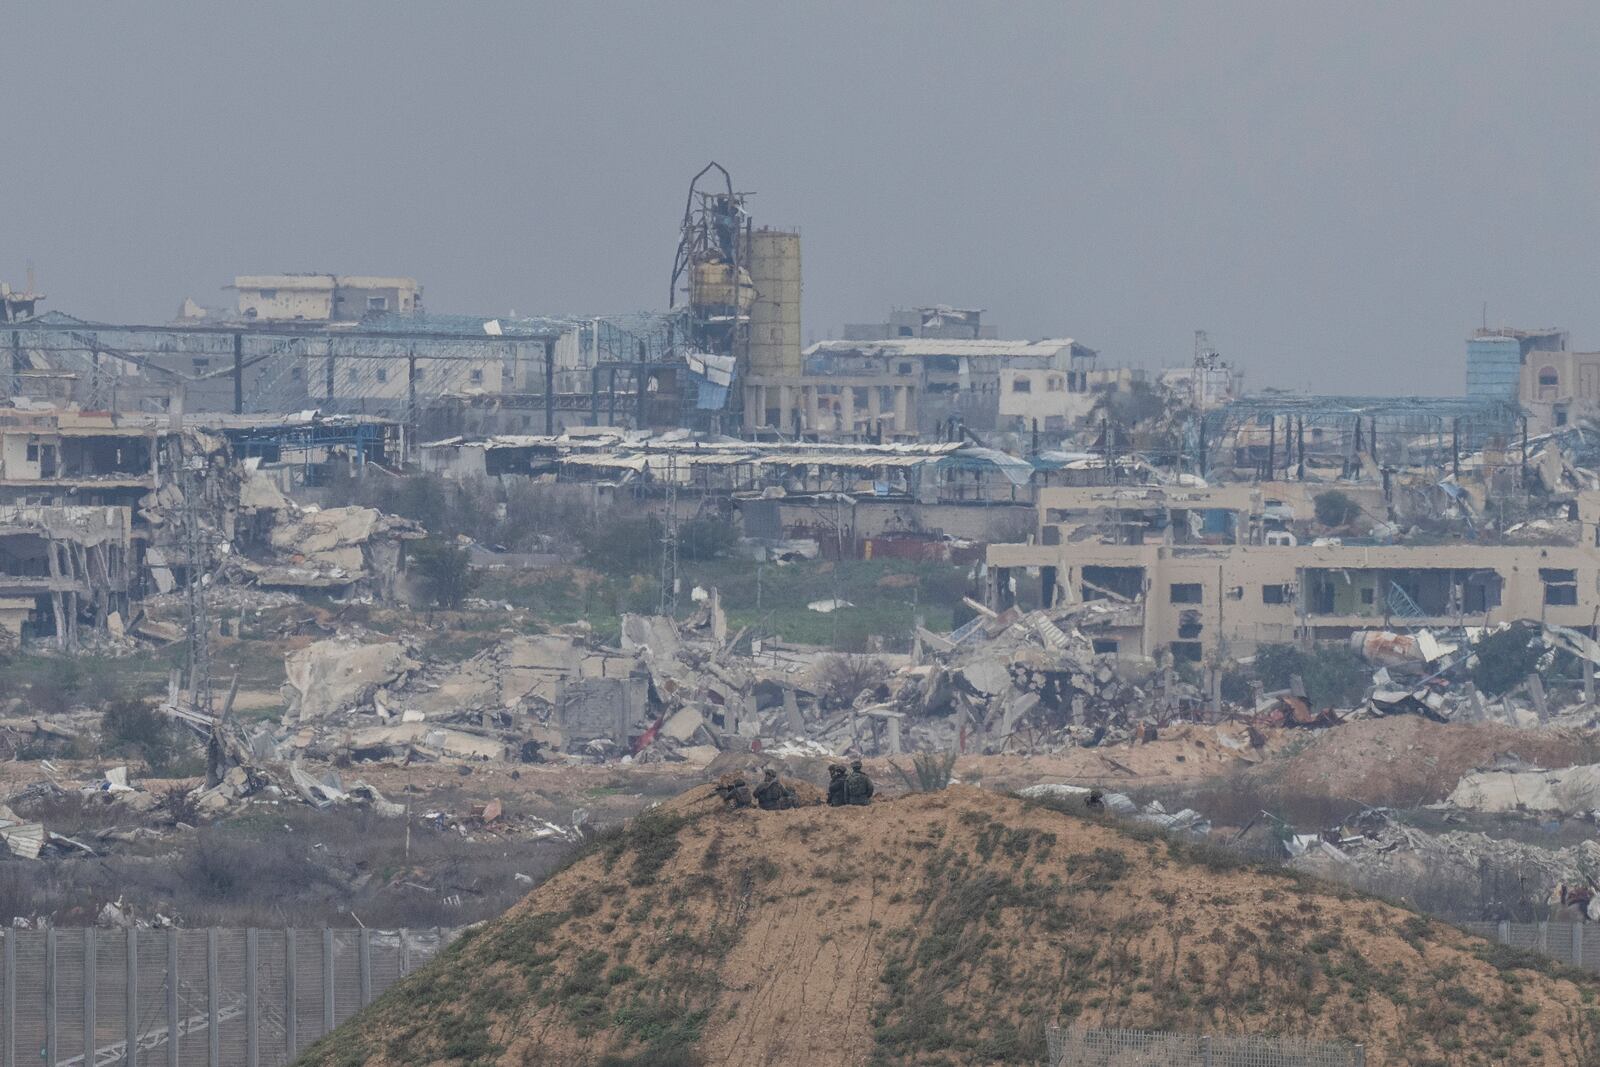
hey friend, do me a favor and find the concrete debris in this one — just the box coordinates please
[1444,763,1600,815]
[239,504,425,599]
[1292,808,1600,918]
[283,639,419,722]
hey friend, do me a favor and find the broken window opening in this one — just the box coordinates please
[1169,583,1202,604]
[1541,568,1578,606]
[1170,640,1202,663]
[1262,584,1288,605]
[1081,566,1144,602]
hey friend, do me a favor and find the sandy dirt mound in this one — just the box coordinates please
[952,722,1284,792]
[1265,717,1600,807]
[298,785,1600,1067]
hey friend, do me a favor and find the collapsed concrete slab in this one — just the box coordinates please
[242,505,424,599]
[283,639,419,722]
[1445,763,1600,815]
[557,676,650,748]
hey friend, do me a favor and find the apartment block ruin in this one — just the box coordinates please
[987,481,1600,664]
[227,274,423,322]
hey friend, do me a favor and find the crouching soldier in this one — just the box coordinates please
[827,764,850,807]
[754,767,796,811]
[714,773,753,809]
[846,758,874,806]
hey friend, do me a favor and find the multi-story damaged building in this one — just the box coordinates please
[987,481,1600,664]
[0,403,422,644]
[766,337,1099,438]
[0,407,175,643]
[0,505,134,645]
[228,275,423,322]
[844,305,999,341]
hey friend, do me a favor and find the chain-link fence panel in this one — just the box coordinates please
[1047,1027,1363,1067]
[0,928,455,1067]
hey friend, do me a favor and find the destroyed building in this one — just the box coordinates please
[419,430,1038,548]
[783,337,1099,438]
[844,305,1000,342]
[988,480,1600,663]
[227,274,423,321]
[0,401,425,643]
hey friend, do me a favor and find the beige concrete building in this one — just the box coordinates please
[988,481,1600,663]
[1520,349,1600,433]
[751,337,1096,437]
[230,275,422,322]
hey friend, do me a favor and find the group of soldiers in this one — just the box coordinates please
[714,759,875,811]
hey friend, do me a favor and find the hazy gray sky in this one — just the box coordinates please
[4,1,1597,394]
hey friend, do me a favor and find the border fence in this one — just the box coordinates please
[0,927,455,1067]
[1462,919,1600,970]
[1047,1027,1364,1067]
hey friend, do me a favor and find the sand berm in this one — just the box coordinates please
[297,785,1600,1066]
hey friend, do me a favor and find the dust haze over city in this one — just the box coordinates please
[7,4,1600,1066]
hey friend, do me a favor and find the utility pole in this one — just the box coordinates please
[658,455,679,615]
[543,339,556,435]
[232,332,244,415]
[178,431,213,717]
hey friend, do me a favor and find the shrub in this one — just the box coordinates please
[1314,490,1359,528]
[408,537,477,609]
[892,751,958,792]
[677,516,736,562]
[25,657,86,716]
[102,699,200,777]
[815,654,888,709]
[1471,627,1541,697]
[584,515,663,576]
[1251,643,1369,707]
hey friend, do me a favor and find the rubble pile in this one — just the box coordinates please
[230,471,425,598]
[247,587,1255,774]
[902,598,1206,752]
[1289,807,1600,917]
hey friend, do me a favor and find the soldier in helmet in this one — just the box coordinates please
[754,767,794,811]
[845,758,874,806]
[1085,787,1105,814]
[826,764,850,807]
[714,772,753,809]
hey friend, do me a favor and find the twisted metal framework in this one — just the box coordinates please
[0,313,691,434]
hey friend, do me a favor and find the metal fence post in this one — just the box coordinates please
[84,929,97,1067]
[399,930,410,976]
[167,929,179,1067]
[359,929,372,1007]
[44,929,57,1067]
[207,929,219,1067]
[1354,1043,1366,1067]
[322,929,335,1035]
[1200,1033,1212,1067]
[284,929,297,1058]
[245,929,259,1067]
[1538,920,1549,954]
[1575,922,1585,966]
[4,930,15,1067]
[1498,920,1511,944]
[125,928,137,1067]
